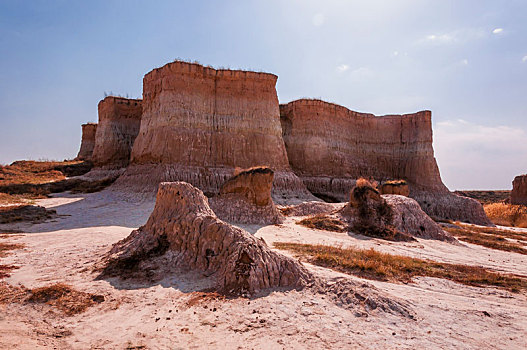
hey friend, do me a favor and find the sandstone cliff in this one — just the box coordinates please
[209,167,284,224]
[75,123,97,161]
[280,99,491,225]
[511,174,527,205]
[116,61,311,203]
[90,96,142,169]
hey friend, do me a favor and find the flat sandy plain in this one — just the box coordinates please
[1,190,526,349]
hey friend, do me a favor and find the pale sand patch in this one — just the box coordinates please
[0,190,526,349]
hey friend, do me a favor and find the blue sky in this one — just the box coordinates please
[1,0,526,189]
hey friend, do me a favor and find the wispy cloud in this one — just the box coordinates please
[312,13,325,27]
[492,28,504,34]
[336,64,349,73]
[434,119,527,189]
[522,55,527,63]
[418,28,486,46]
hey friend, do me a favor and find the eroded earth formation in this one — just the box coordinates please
[115,61,311,203]
[280,99,491,225]
[209,166,284,224]
[103,182,312,295]
[511,174,527,205]
[75,123,97,161]
[91,96,143,169]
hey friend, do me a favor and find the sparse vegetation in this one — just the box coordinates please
[27,283,104,315]
[274,242,527,292]
[444,223,527,255]
[297,214,346,232]
[0,240,24,278]
[454,190,511,204]
[0,205,56,224]
[484,203,527,228]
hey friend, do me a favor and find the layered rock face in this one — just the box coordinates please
[280,99,491,225]
[117,61,310,202]
[209,167,284,224]
[511,175,527,205]
[91,96,142,169]
[103,182,312,295]
[380,181,410,197]
[75,123,97,161]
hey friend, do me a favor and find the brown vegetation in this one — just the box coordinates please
[297,214,346,232]
[0,282,104,315]
[274,242,527,292]
[443,223,527,255]
[27,283,104,315]
[0,205,56,224]
[0,239,24,278]
[483,203,527,228]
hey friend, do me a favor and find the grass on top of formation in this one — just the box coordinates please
[274,242,527,292]
[443,222,527,255]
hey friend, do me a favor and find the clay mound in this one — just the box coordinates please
[383,195,454,241]
[102,182,312,295]
[75,123,97,161]
[209,167,284,224]
[511,174,527,205]
[380,180,410,197]
[280,99,491,225]
[338,179,452,241]
[113,61,313,203]
[90,96,142,169]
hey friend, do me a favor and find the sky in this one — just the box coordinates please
[0,0,526,190]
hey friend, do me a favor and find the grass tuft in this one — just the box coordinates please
[274,242,527,292]
[27,283,104,315]
[297,214,346,232]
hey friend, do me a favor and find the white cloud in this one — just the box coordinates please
[492,28,504,34]
[349,67,374,81]
[418,28,486,46]
[461,59,469,66]
[336,64,349,73]
[434,119,527,189]
[312,13,325,26]
[392,51,399,57]
[425,34,454,43]
[522,55,527,63]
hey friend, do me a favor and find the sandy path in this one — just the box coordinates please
[1,191,526,349]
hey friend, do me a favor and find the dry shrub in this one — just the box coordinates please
[297,214,346,232]
[0,205,56,224]
[484,203,527,228]
[275,242,527,292]
[27,283,104,316]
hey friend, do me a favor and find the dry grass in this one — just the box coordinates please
[0,282,104,315]
[27,283,104,315]
[484,203,527,228]
[274,242,527,292]
[297,214,346,232]
[444,223,527,255]
[0,205,56,224]
[0,160,93,204]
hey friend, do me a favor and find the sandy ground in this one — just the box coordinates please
[1,190,526,349]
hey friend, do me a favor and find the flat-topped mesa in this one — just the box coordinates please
[90,96,143,169]
[75,123,97,161]
[280,99,492,225]
[511,174,527,205]
[117,61,311,202]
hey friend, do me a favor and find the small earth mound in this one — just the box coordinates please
[209,167,284,224]
[101,181,312,295]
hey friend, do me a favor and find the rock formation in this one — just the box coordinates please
[103,182,312,295]
[75,123,97,161]
[115,61,311,203]
[337,179,453,241]
[90,96,142,169]
[380,180,410,197]
[511,175,527,205]
[209,167,284,224]
[280,99,491,225]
